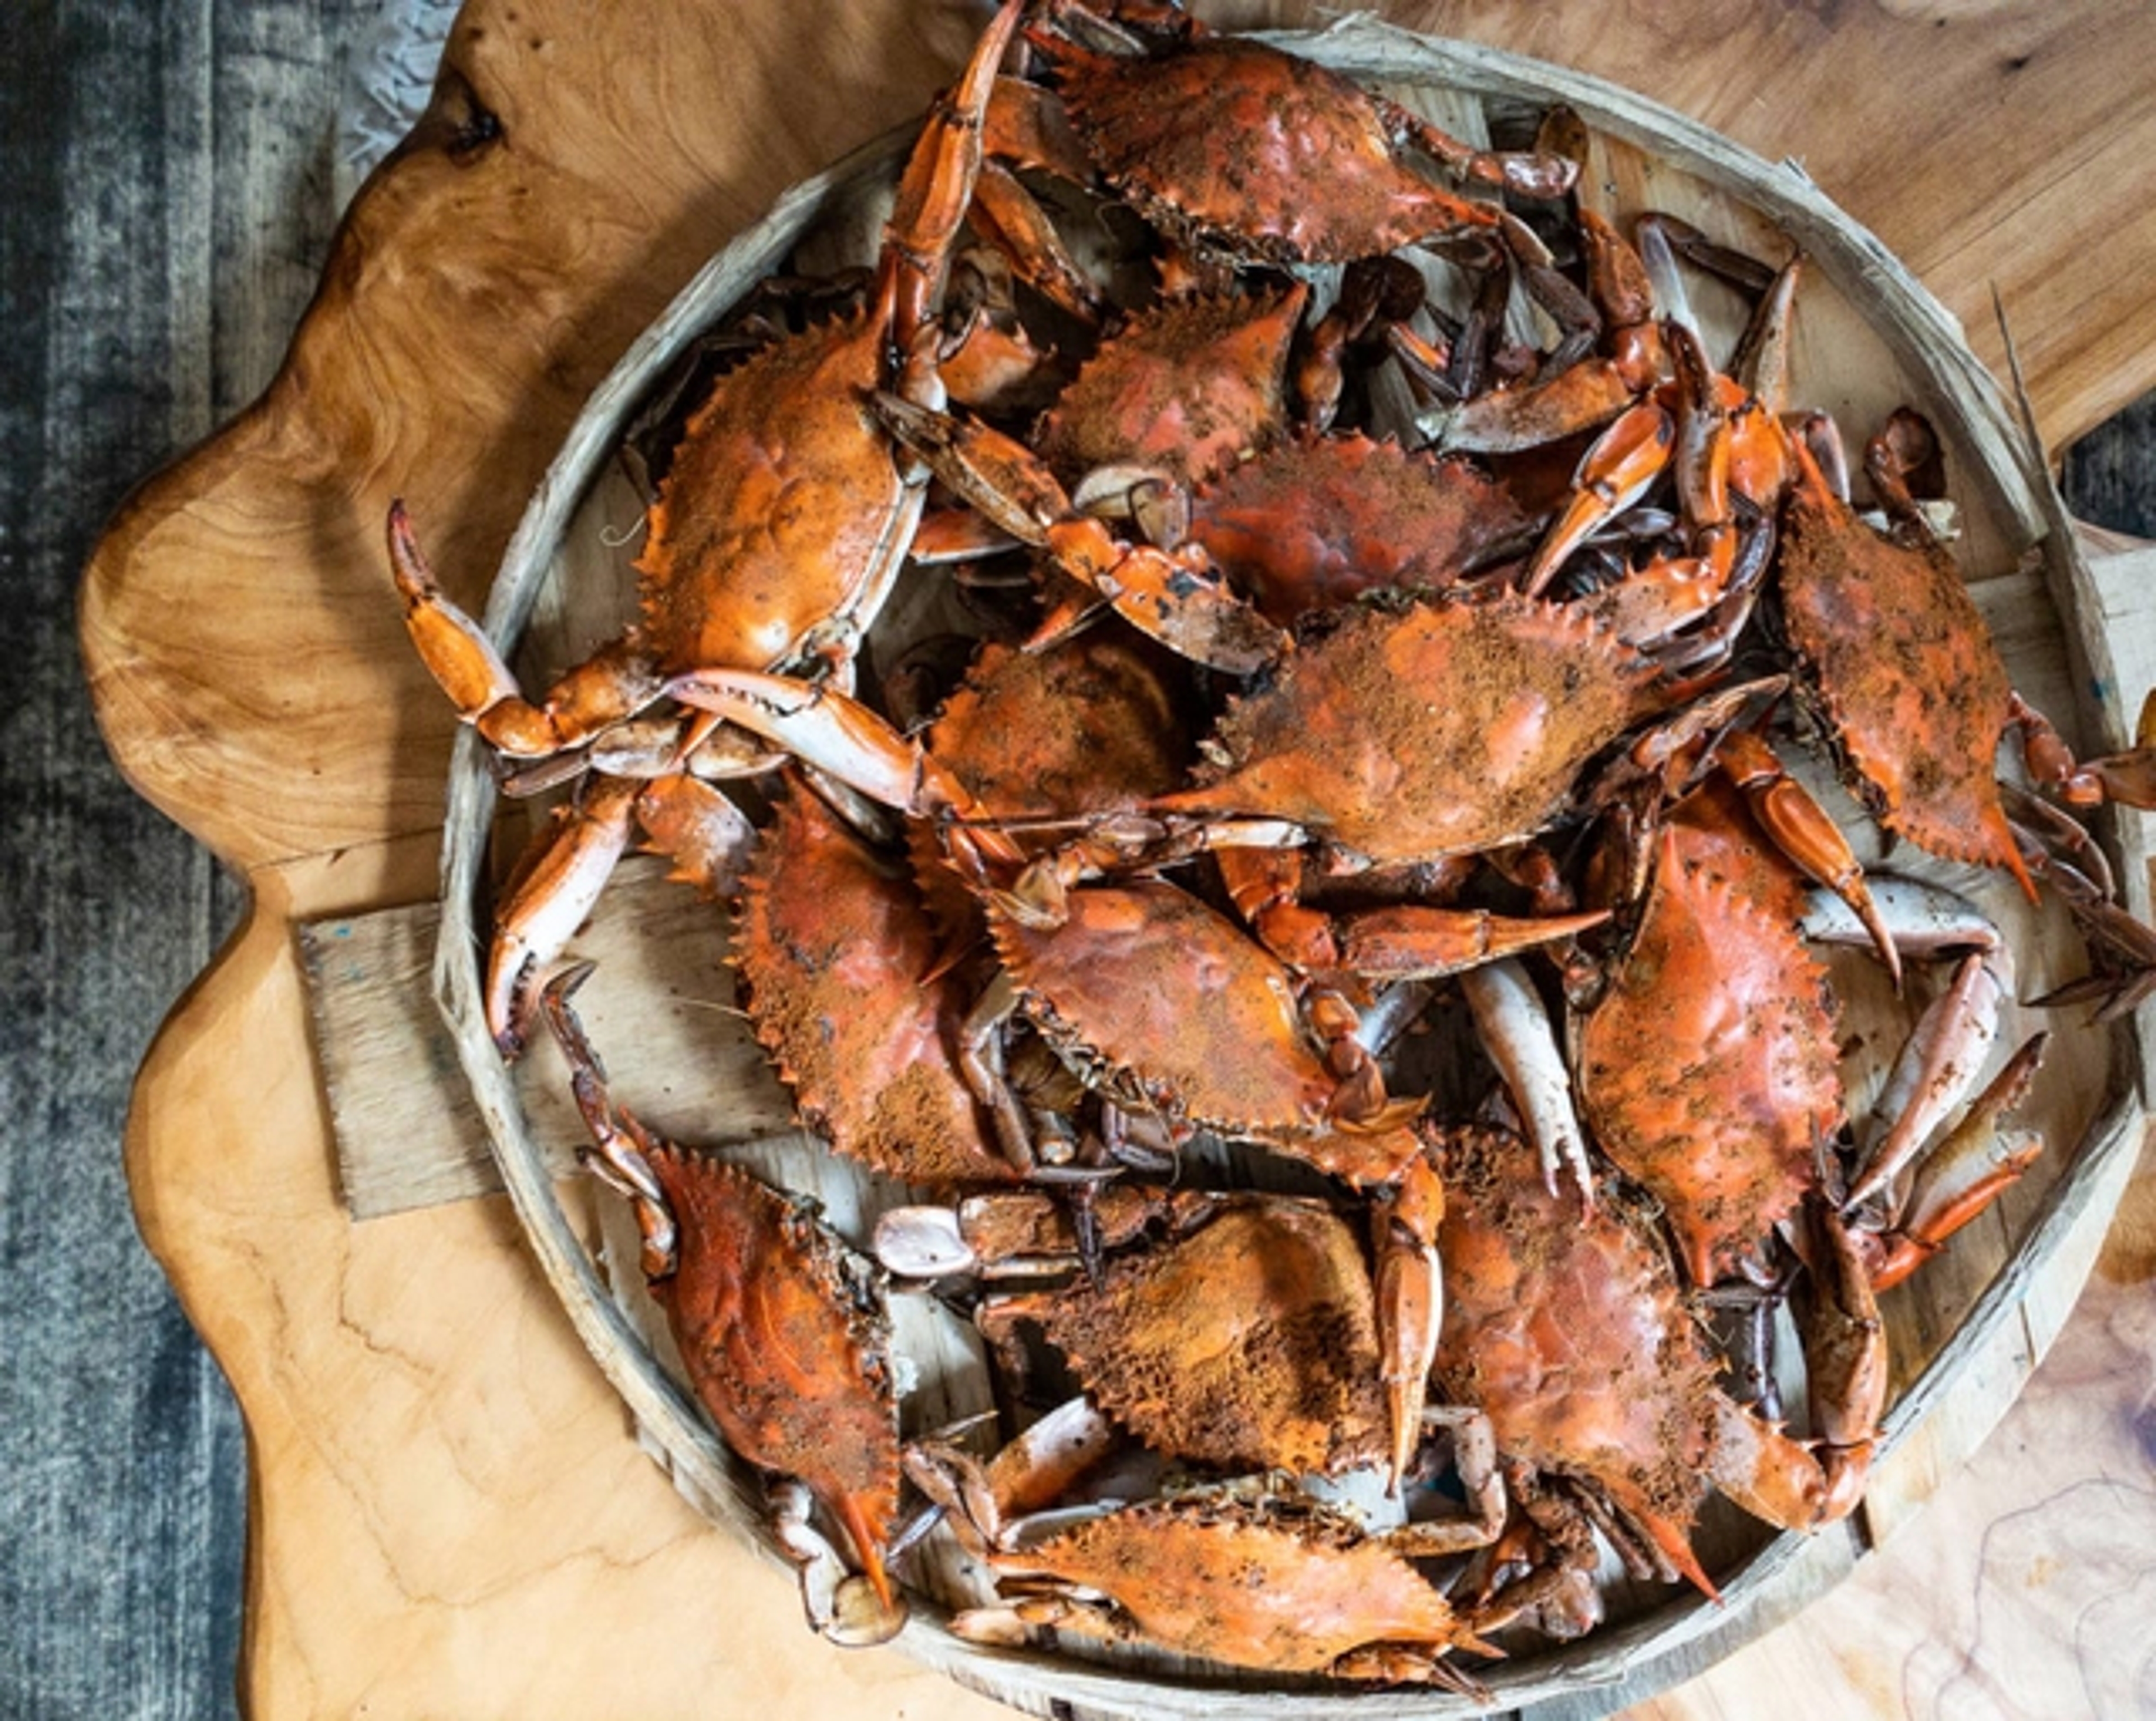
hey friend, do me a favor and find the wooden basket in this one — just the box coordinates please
[427,18,2147,1717]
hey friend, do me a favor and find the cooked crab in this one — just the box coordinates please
[540,971,907,1642]
[386,1,1029,1049]
[993,0,1572,272]
[881,1188,1395,1477]
[906,1397,1502,1687]
[1431,1122,1886,1603]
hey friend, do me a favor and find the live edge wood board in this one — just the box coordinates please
[78,3,2156,1718]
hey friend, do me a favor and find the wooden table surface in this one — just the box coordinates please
[18,1,2156,1717]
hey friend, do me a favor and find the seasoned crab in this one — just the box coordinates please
[1181,431,1532,625]
[883,1189,1394,1476]
[906,1398,1501,1687]
[1572,776,1844,1288]
[1572,770,2027,1288]
[1034,283,1307,489]
[906,631,1196,937]
[1000,0,1573,271]
[1777,415,2036,898]
[387,1,1027,1049]
[1431,1123,1879,1607]
[972,872,1451,1482]
[541,973,906,1641]
[733,773,1021,1184]
[1149,589,1669,868]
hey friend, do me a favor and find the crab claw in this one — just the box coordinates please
[1845,944,2007,1210]
[1374,1155,1445,1495]
[662,667,1025,869]
[868,391,1287,675]
[1459,958,1595,1209]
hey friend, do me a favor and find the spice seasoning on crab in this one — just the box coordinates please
[1017,4,1571,266]
[972,1194,1394,1476]
[733,775,1019,1184]
[1033,285,1307,488]
[1432,1124,1831,1599]
[1152,591,1661,867]
[916,634,1196,870]
[1186,431,1530,625]
[1777,432,2034,898]
[907,1408,1497,1687]
[1574,782,1843,1286]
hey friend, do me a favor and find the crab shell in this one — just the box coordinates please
[911,633,1198,939]
[1155,592,1661,867]
[975,1494,1474,1676]
[989,876,1422,1187]
[637,308,915,671]
[1777,465,2023,882]
[734,776,1018,1184]
[1432,1124,1720,1592]
[1189,431,1530,624]
[1034,285,1307,488]
[1024,1199,1389,1475]
[1043,33,1500,264]
[1574,784,1843,1286]
[642,1144,903,1593]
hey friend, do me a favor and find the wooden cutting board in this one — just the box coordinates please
[79,3,2156,1717]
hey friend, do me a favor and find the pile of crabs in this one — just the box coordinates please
[386,0,2156,1694]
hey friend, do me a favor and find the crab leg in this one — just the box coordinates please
[1715,726,1901,990]
[661,667,1026,867]
[1374,1155,1446,1494]
[966,158,1107,326]
[388,502,666,758]
[1845,944,2009,1209]
[879,0,1026,378]
[485,771,756,1054]
[867,392,1286,674]
[1459,958,1594,1207]
[1442,208,1666,455]
[1518,401,1675,596]
[1794,1202,1888,1522]
[1212,847,1610,979]
[1862,1032,2048,1291]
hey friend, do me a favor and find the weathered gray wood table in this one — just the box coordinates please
[10,2,2156,1717]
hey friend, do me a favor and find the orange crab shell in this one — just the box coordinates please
[1156,592,1660,866]
[992,878,1332,1129]
[990,877,1420,1185]
[1574,799,1843,1286]
[1777,462,2023,884]
[643,1144,903,1593]
[922,635,1196,823]
[1033,284,1307,488]
[984,1495,1473,1675]
[1044,34,1501,264]
[1030,1200,1390,1475]
[636,309,908,671]
[734,778,1018,1185]
[1433,1125,1720,1592]
[1189,432,1530,624]
[909,633,1198,940]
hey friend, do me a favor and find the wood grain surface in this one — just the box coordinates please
[20,1,2156,1717]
